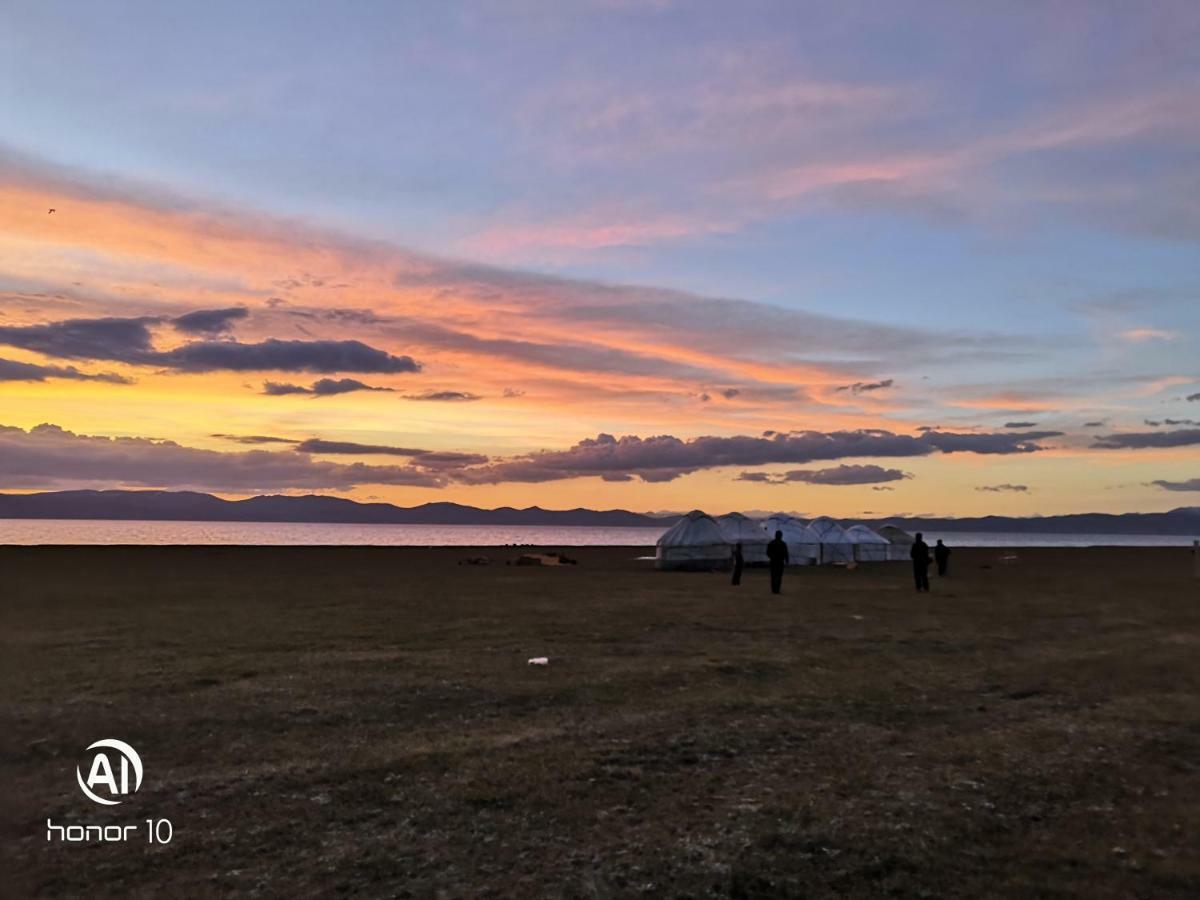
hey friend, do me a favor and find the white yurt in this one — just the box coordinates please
[655,510,733,571]
[844,524,891,561]
[715,512,770,564]
[760,514,818,566]
[806,516,855,563]
[875,524,915,561]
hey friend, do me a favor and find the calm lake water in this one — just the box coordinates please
[0,518,1194,547]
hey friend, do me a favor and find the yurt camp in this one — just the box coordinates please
[655,510,732,571]
[760,514,818,565]
[844,524,891,561]
[805,516,855,563]
[715,512,770,564]
[875,524,915,561]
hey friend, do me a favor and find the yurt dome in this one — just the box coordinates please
[655,510,732,571]
[806,516,854,563]
[715,512,770,564]
[875,524,914,544]
[760,514,818,566]
[762,512,808,534]
[844,524,891,561]
[876,524,915,561]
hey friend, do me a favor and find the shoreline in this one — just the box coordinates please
[1,541,1196,550]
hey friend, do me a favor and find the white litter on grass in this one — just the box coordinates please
[527,657,549,666]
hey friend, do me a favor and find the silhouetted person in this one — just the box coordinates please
[911,532,931,592]
[934,539,950,577]
[731,542,744,586]
[766,530,789,594]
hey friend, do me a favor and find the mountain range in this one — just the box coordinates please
[0,490,1198,534]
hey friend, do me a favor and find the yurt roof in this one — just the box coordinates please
[657,510,728,547]
[762,516,813,541]
[844,524,890,544]
[715,512,768,542]
[876,524,914,544]
[806,516,851,541]
[763,512,808,528]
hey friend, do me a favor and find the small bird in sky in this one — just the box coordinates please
[48,208,55,214]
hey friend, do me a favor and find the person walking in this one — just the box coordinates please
[934,539,951,577]
[910,532,931,592]
[731,542,744,586]
[766,530,789,594]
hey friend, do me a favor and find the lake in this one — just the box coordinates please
[0,518,1194,547]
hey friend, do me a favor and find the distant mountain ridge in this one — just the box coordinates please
[0,490,1197,533]
[0,490,672,527]
[861,509,1200,536]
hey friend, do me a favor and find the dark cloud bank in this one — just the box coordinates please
[1151,478,1200,492]
[0,424,441,491]
[1,424,1062,491]
[454,428,1062,485]
[1092,429,1200,449]
[0,314,420,374]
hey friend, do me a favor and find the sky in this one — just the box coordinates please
[0,0,1198,517]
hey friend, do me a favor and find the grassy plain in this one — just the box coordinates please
[3,545,1199,897]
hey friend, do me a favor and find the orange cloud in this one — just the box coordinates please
[1118,328,1177,342]
[0,154,918,444]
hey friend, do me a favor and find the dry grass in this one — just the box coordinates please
[3,545,1199,897]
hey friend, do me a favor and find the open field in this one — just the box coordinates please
[3,545,1199,898]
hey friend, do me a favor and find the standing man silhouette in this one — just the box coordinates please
[934,539,951,577]
[731,542,744,586]
[910,532,931,592]
[766,530,789,594]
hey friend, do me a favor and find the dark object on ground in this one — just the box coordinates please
[935,539,951,576]
[911,534,931,592]
[511,552,577,567]
[766,531,788,594]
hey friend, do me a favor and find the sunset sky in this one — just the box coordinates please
[1,1,1197,516]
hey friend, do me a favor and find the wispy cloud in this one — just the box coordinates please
[737,464,910,486]
[1118,328,1177,342]
[262,378,393,397]
[404,390,482,402]
[0,357,132,384]
[295,439,488,467]
[1093,429,1200,449]
[1150,477,1200,492]
[211,434,298,445]
[835,379,894,395]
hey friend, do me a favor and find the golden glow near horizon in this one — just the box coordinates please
[0,164,1194,516]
